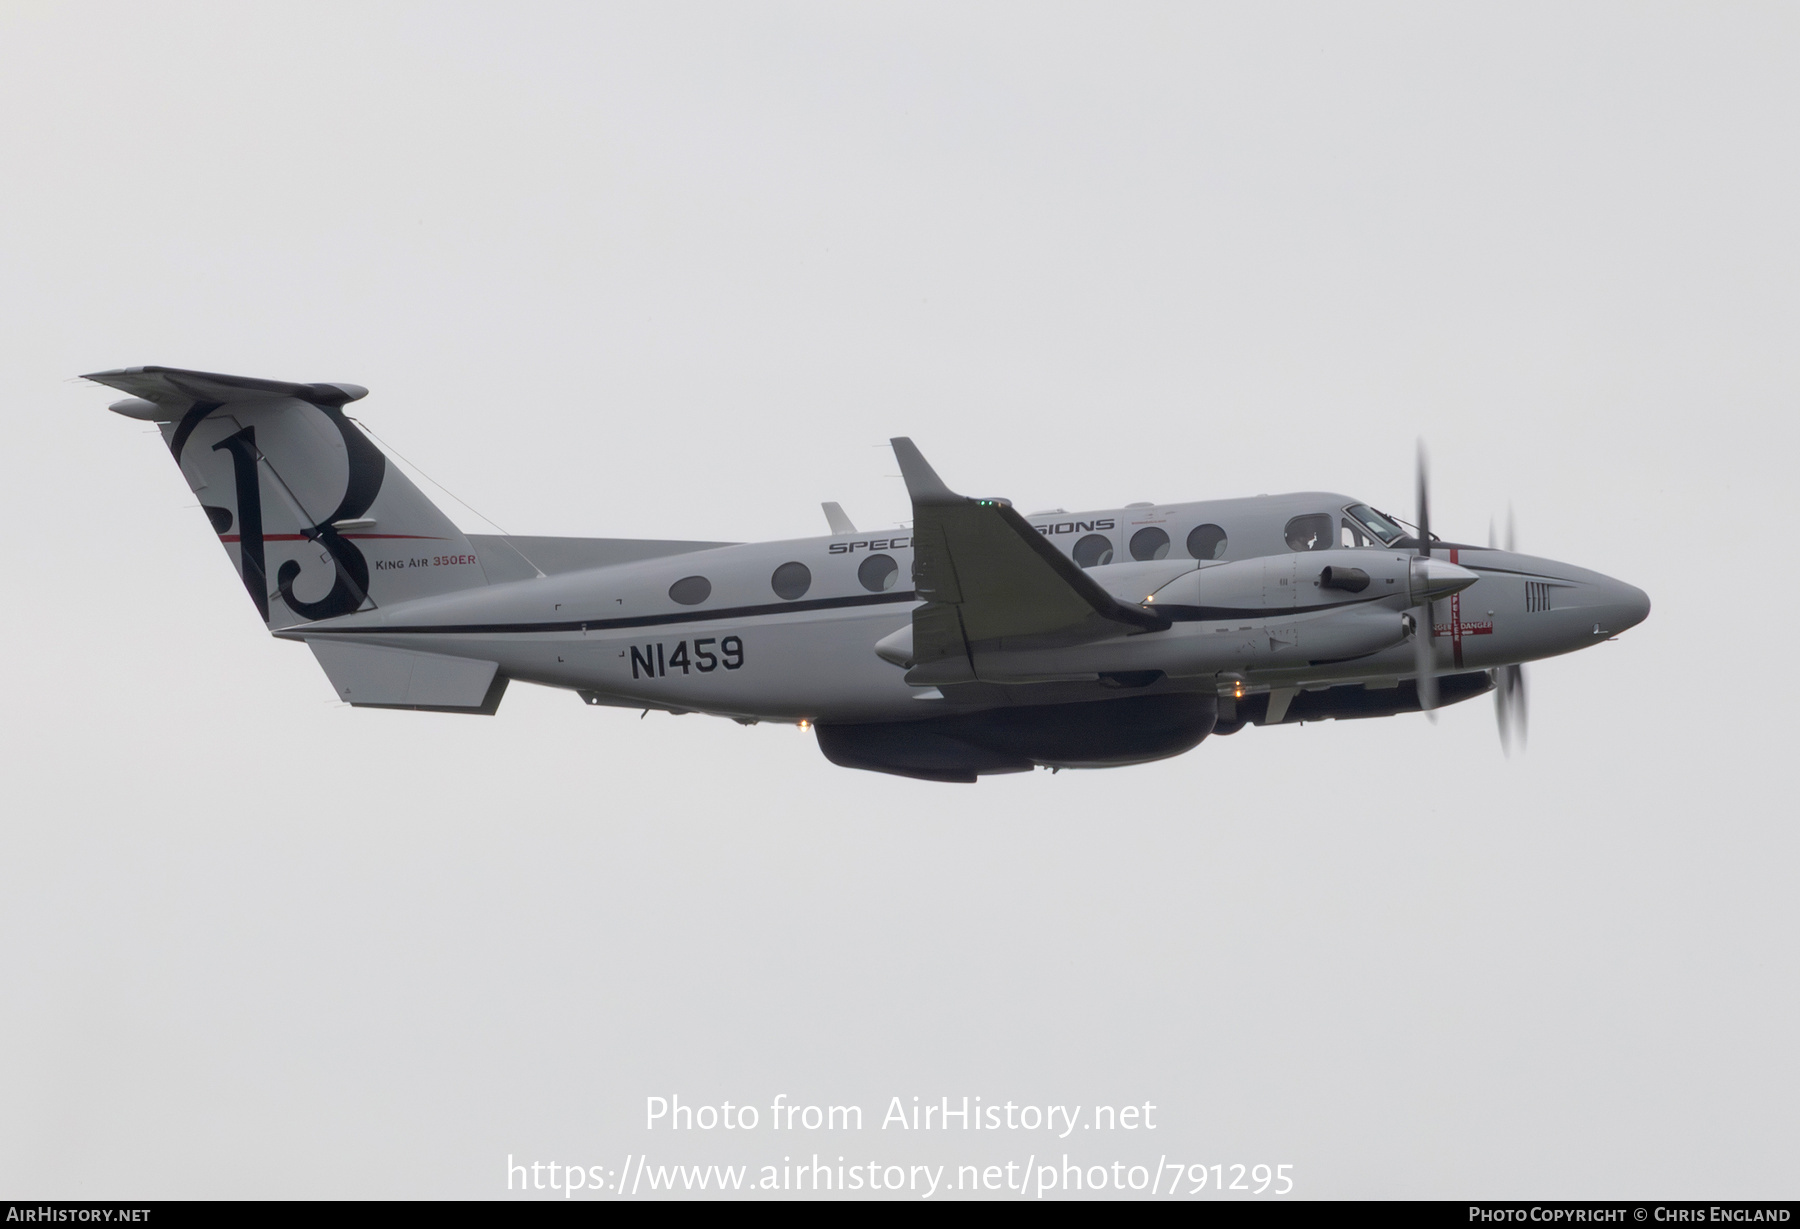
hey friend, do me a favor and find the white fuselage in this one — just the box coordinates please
[286,491,1650,724]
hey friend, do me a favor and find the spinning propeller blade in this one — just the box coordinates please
[1495,662,1528,756]
[1493,502,1527,754]
[1413,441,1438,718]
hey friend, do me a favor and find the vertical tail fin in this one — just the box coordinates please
[89,366,490,629]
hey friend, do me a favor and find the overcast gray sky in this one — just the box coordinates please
[1,1,1794,1200]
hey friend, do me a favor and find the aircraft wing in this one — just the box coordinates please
[891,437,1168,685]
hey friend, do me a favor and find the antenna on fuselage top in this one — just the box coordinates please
[822,502,857,535]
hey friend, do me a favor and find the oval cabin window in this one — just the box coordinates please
[770,561,812,600]
[858,553,899,592]
[1129,527,1170,561]
[1186,524,1227,560]
[668,575,712,605]
[1072,534,1114,568]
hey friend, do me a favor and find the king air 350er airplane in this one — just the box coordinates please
[92,366,1650,783]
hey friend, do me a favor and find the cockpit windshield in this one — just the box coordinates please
[1345,504,1407,546]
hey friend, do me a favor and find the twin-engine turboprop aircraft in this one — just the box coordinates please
[91,366,1650,782]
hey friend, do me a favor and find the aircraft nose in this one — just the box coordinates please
[1581,574,1650,637]
[1610,580,1651,634]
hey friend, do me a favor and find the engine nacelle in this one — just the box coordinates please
[876,548,1472,685]
[1147,548,1421,611]
[1259,605,1413,665]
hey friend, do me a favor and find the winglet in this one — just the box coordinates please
[890,437,960,505]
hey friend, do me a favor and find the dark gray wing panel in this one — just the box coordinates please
[891,437,1167,685]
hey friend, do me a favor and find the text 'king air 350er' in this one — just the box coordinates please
[93,366,1649,782]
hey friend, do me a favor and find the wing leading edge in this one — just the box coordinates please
[890,437,1168,686]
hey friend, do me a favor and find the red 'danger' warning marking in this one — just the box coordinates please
[1430,547,1491,668]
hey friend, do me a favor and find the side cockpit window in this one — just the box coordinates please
[1344,504,1406,546]
[1284,513,1335,552]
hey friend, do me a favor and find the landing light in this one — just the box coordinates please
[798,719,811,731]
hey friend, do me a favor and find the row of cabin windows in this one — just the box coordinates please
[1075,514,1381,569]
[1070,516,1356,567]
[667,512,1375,602]
[1071,523,1229,568]
[667,554,901,606]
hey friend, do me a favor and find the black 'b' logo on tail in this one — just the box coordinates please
[180,398,388,623]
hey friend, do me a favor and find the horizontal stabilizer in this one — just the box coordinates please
[308,640,506,714]
[85,365,368,412]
